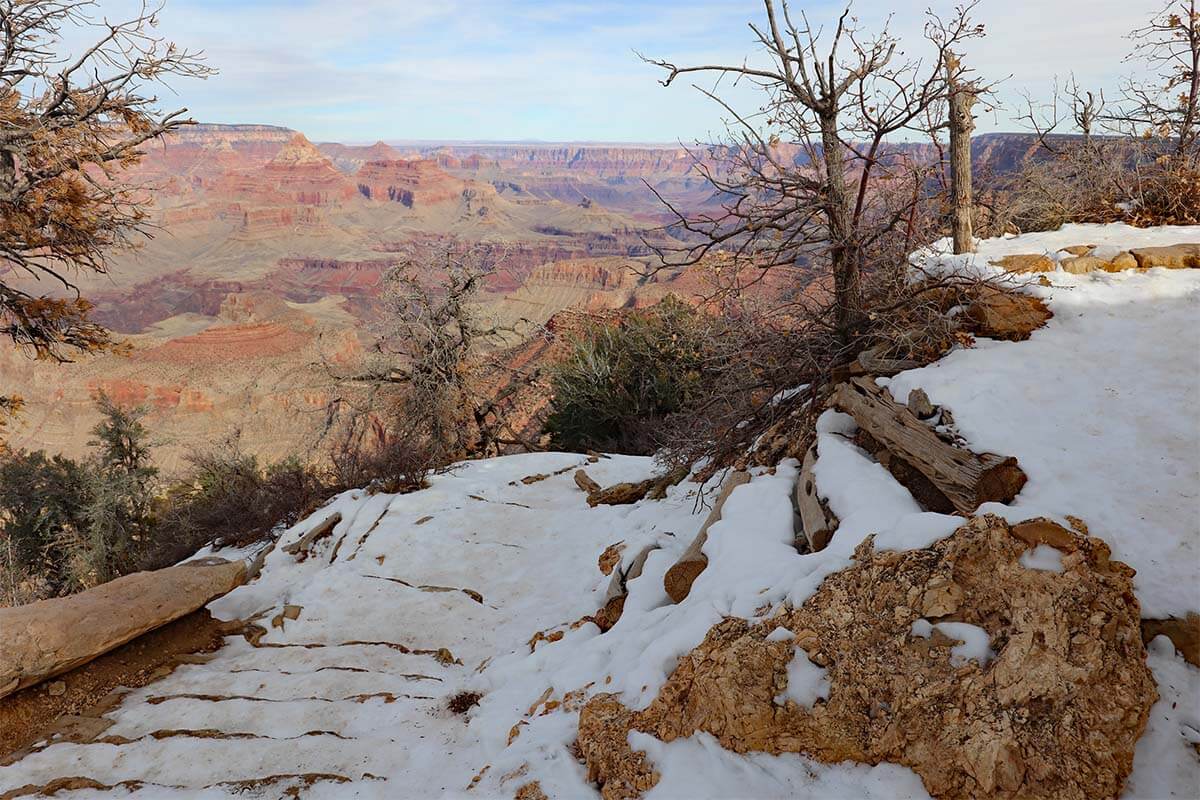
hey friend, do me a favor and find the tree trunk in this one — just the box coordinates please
[831,378,1026,514]
[820,111,860,342]
[947,58,976,255]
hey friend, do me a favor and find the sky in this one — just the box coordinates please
[80,0,1160,143]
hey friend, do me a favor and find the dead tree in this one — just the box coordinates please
[946,53,977,254]
[642,0,987,345]
[1119,0,1200,157]
[0,0,210,425]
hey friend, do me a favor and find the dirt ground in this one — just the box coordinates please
[0,610,237,764]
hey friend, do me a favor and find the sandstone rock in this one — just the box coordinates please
[1105,251,1139,271]
[577,695,659,800]
[0,559,246,699]
[907,388,936,420]
[574,470,602,494]
[587,480,655,507]
[1130,243,1200,268]
[1060,255,1104,274]
[989,253,1054,273]
[1060,245,1094,256]
[964,289,1052,342]
[515,781,549,800]
[577,516,1155,800]
[598,542,626,576]
[1141,613,1200,667]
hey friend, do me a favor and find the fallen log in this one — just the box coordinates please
[794,446,838,552]
[832,377,1026,514]
[594,544,659,631]
[0,559,247,700]
[574,470,602,494]
[663,470,751,603]
[281,512,342,561]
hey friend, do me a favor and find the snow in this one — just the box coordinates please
[3,223,1197,799]
[895,223,1200,618]
[1019,544,1065,573]
[774,646,830,707]
[911,620,997,667]
[632,731,930,800]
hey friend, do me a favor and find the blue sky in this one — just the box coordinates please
[88,0,1157,143]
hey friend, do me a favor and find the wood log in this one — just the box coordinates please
[0,559,246,699]
[795,446,838,552]
[281,513,342,561]
[663,470,751,603]
[595,544,659,632]
[832,378,1026,514]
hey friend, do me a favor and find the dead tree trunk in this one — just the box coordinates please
[832,378,1025,514]
[795,446,839,552]
[663,470,750,603]
[947,54,976,255]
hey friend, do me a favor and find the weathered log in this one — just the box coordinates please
[281,512,342,561]
[0,559,246,699]
[832,377,1026,514]
[663,470,751,603]
[794,446,838,552]
[574,470,602,494]
[594,544,659,632]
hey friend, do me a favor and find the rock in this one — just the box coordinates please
[598,542,626,576]
[0,559,246,699]
[515,781,549,800]
[578,515,1156,800]
[989,253,1054,273]
[578,695,659,800]
[1141,613,1200,667]
[1060,255,1104,274]
[907,388,936,420]
[964,289,1052,342]
[574,470,602,494]
[46,680,66,697]
[587,480,655,507]
[1130,243,1200,268]
[1010,518,1077,551]
[1105,251,1139,271]
[1060,245,1094,256]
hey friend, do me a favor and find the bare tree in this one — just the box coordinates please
[641,0,986,344]
[336,244,544,466]
[946,52,977,253]
[1120,0,1200,156]
[0,0,210,422]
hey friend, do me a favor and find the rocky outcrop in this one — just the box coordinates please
[1130,243,1200,268]
[578,515,1156,800]
[353,159,466,206]
[0,560,246,699]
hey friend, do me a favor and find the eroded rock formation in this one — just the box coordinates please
[578,515,1156,800]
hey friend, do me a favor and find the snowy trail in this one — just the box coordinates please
[0,453,680,798]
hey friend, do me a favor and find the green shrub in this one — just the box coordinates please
[544,296,717,454]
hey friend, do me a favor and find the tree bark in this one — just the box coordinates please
[831,378,1026,514]
[820,112,861,341]
[794,446,838,552]
[947,57,976,255]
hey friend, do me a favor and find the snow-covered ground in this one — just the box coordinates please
[2,224,1197,798]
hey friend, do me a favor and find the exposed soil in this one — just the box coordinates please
[0,610,237,764]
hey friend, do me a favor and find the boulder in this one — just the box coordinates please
[1105,251,1139,271]
[989,254,1054,273]
[0,559,246,699]
[1060,255,1104,274]
[578,515,1156,800]
[1130,243,1200,268]
[964,289,1052,342]
[1059,245,1094,256]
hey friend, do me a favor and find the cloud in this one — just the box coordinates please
[73,0,1161,141]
